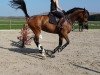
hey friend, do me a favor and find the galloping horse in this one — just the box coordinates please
[65,7,89,31]
[10,0,88,59]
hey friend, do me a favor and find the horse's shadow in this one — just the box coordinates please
[10,40,40,54]
[10,40,23,48]
[0,40,55,59]
[10,47,45,59]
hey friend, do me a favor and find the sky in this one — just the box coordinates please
[0,0,100,16]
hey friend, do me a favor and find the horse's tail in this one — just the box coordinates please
[10,0,29,18]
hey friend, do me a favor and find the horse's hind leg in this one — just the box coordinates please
[34,34,46,59]
[79,23,83,32]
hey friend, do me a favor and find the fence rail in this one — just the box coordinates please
[0,19,100,29]
[0,19,25,29]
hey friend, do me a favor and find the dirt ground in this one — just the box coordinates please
[0,29,100,75]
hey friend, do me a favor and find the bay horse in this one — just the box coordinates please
[65,7,89,31]
[10,0,89,59]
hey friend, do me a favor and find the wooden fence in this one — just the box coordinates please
[0,19,100,29]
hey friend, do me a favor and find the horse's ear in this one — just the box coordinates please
[63,10,66,15]
[84,8,86,11]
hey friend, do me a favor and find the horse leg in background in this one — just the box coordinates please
[60,33,70,52]
[72,25,74,31]
[52,35,63,54]
[34,34,46,59]
[81,24,84,31]
[79,24,81,31]
[79,22,83,32]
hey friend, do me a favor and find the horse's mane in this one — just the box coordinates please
[65,7,89,15]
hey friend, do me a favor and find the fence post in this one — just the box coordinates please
[9,20,11,30]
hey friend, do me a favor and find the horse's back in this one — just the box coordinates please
[27,15,49,26]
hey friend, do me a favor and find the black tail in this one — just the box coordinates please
[10,0,29,18]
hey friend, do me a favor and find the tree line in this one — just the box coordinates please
[89,14,100,21]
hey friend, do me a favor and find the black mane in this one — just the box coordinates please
[65,7,89,15]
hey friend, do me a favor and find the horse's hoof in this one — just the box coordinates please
[39,50,42,53]
[50,54,55,58]
[48,51,55,58]
[52,50,55,54]
[58,47,62,52]
[42,56,46,60]
[58,49,61,52]
[45,51,55,58]
[46,50,53,55]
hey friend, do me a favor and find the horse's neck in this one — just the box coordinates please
[67,14,77,25]
[67,11,82,24]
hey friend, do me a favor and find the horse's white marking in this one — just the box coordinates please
[42,49,46,59]
[39,34,42,39]
[38,44,46,59]
[42,49,45,56]
[38,35,46,59]
[38,44,42,50]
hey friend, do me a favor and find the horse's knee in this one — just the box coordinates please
[66,38,70,45]
[34,36,39,47]
[67,40,70,44]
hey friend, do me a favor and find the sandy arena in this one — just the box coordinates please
[0,29,100,75]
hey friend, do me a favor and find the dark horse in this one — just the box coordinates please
[10,0,89,59]
[65,7,89,31]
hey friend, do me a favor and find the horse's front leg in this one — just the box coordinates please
[79,23,83,32]
[79,25,81,32]
[60,34,70,52]
[52,35,63,54]
[34,35,46,59]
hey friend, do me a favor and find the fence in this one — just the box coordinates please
[0,19,25,29]
[88,21,100,29]
[73,21,100,29]
[0,19,100,29]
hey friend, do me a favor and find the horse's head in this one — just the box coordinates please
[78,8,89,23]
[65,7,89,29]
[77,8,89,29]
